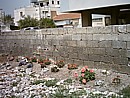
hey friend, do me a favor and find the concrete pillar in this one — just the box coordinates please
[111,9,119,25]
[81,11,92,27]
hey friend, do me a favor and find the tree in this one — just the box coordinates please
[3,14,14,25]
[18,16,39,29]
[40,18,56,28]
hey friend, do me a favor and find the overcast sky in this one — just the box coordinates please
[0,0,30,16]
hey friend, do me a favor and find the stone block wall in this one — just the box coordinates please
[0,25,130,73]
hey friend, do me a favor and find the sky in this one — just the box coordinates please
[0,0,30,16]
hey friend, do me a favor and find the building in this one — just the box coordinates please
[0,9,5,25]
[60,0,130,27]
[53,13,81,27]
[14,0,60,26]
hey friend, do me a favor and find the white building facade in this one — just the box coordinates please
[14,0,60,26]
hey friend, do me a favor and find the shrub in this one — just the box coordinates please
[37,58,43,63]
[51,66,59,72]
[68,64,78,69]
[32,80,45,85]
[31,57,37,62]
[43,59,51,65]
[79,66,95,84]
[120,85,130,98]
[56,60,65,68]
[45,79,57,87]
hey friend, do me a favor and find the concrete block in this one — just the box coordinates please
[73,59,84,66]
[88,54,102,62]
[127,24,130,33]
[50,28,59,35]
[118,34,130,41]
[56,35,63,40]
[58,28,65,34]
[67,41,77,47]
[127,50,130,58]
[63,34,72,40]
[65,46,73,53]
[64,58,74,64]
[69,53,78,59]
[99,26,112,34]
[51,40,60,45]
[127,42,130,49]
[105,48,119,57]
[99,41,112,48]
[93,48,106,55]
[83,61,95,67]
[77,41,87,47]
[59,51,69,58]
[118,25,127,33]
[87,41,99,47]
[46,35,56,40]
[53,51,60,57]
[66,28,76,34]
[113,57,128,65]
[59,40,68,46]
[78,53,89,60]
[112,41,126,49]
[81,34,93,40]
[75,27,87,34]
[87,26,112,34]
[101,55,113,63]
[93,34,102,41]
[72,34,82,40]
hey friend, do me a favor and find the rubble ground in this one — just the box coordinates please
[0,55,130,98]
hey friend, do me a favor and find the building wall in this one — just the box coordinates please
[14,0,60,26]
[0,25,130,73]
[60,0,130,12]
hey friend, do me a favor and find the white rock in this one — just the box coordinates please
[12,87,18,92]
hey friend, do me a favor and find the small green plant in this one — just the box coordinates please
[45,79,57,87]
[112,75,121,85]
[68,64,78,70]
[12,82,18,87]
[43,59,51,65]
[79,66,95,84]
[120,85,130,98]
[64,78,72,84]
[32,80,45,85]
[56,60,65,68]
[31,57,37,62]
[51,66,59,72]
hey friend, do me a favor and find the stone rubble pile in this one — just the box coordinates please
[0,59,129,98]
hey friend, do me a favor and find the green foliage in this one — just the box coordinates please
[64,78,72,84]
[18,16,39,29]
[45,79,57,87]
[32,80,45,85]
[56,60,65,68]
[3,14,14,25]
[12,82,18,87]
[120,85,130,98]
[40,18,56,28]
[50,85,87,98]
[79,66,95,84]
[31,57,37,62]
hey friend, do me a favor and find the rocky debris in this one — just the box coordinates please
[0,57,130,98]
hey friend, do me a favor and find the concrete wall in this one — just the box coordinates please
[0,25,130,73]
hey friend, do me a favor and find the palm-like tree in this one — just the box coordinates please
[18,16,39,29]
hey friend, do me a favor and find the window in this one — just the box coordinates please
[52,0,54,4]
[20,12,23,17]
[40,3,43,7]
[57,1,60,5]
[47,2,49,6]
